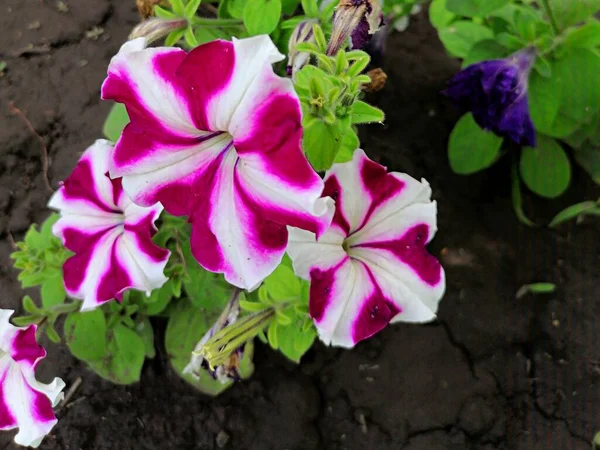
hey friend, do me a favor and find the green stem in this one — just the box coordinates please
[540,0,560,35]
[191,17,244,27]
[47,301,81,316]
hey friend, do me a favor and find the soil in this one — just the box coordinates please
[1,1,599,449]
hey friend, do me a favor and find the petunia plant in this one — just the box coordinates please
[431,0,600,224]
[6,0,446,447]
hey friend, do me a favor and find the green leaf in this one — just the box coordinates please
[351,101,385,124]
[303,115,347,171]
[561,19,600,50]
[46,323,61,344]
[41,276,66,308]
[516,282,557,299]
[184,0,202,18]
[552,49,600,124]
[533,56,552,78]
[225,0,247,18]
[184,26,199,47]
[462,39,508,67]
[154,5,177,18]
[22,296,40,315]
[446,0,510,17]
[594,430,600,447]
[41,213,59,239]
[145,280,174,316]
[274,313,316,363]
[448,113,503,174]
[520,136,571,198]
[165,28,186,46]
[102,103,129,142]
[438,21,494,59]
[135,317,156,359]
[243,0,282,35]
[263,263,300,300]
[170,0,185,16]
[549,201,598,227]
[528,71,561,136]
[165,299,254,396]
[574,145,600,184]
[301,0,318,17]
[548,0,600,30]
[511,162,536,227]
[267,321,279,349]
[429,0,456,29]
[64,310,107,362]
[281,0,300,15]
[89,324,146,384]
[335,128,359,164]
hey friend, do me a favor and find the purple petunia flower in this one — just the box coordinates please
[444,47,537,147]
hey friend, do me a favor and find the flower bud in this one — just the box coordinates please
[287,19,318,78]
[129,17,188,45]
[327,0,383,56]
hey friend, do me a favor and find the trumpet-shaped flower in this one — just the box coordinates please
[287,150,445,347]
[101,36,332,290]
[49,140,170,311]
[0,310,65,448]
[444,47,537,147]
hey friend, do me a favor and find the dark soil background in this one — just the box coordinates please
[1,1,599,449]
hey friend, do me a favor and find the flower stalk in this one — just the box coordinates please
[540,0,560,35]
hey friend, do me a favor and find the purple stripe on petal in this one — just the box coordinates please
[356,156,405,231]
[124,213,170,263]
[62,158,119,214]
[27,381,56,424]
[96,237,132,303]
[356,224,442,286]
[10,327,45,368]
[62,228,109,293]
[176,40,235,131]
[0,372,17,430]
[351,264,401,344]
[322,175,351,236]
[235,94,315,190]
[309,257,349,322]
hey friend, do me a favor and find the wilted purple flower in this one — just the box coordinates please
[444,47,537,147]
[327,0,383,55]
[287,19,318,77]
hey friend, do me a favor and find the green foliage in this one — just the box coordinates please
[241,258,317,363]
[520,136,571,198]
[516,282,557,299]
[547,0,600,30]
[446,0,510,18]
[438,21,494,58]
[294,39,383,170]
[243,0,282,35]
[448,113,503,174]
[549,199,600,227]
[165,296,254,396]
[102,103,129,142]
[64,310,107,361]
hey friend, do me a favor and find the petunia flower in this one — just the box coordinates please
[287,150,445,348]
[327,0,384,55]
[0,309,65,448]
[101,36,333,290]
[444,47,537,147]
[48,140,170,311]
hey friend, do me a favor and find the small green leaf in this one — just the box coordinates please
[46,323,61,343]
[429,0,455,29]
[41,276,66,308]
[533,56,552,78]
[446,0,509,17]
[64,310,107,362]
[239,300,266,312]
[335,128,359,164]
[145,281,174,316]
[561,20,600,50]
[462,39,508,67]
[281,0,300,15]
[225,0,247,18]
[303,115,347,171]
[301,0,318,17]
[243,0,282,35]
[154,5,177,18]
[271,305,316,363]
[136,317,156,359]
[170,0,185,16]
[448,113,503,174]
[184,0,202,18]
[263,262,300,300]
[548,0,600,30]
[351,101,385,124]
[267,321,279,349]
[102,103,129,142]
[495,32,525,51]
[89,324,146,384]
[520,136,571,198]
[184,26,199,47]
[12,316,40,327]
[511,163,535,227]
[22,296,40,314]
[528,71,562,136]
[165,28,186,46]
[516,282,557,299]
[549,201,598,227]
[574,145,600,184]
[438,21,494,59]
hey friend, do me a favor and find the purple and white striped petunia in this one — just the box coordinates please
[0,309,65,448]
[48,140,170,311]
[287,150,445,348]
[101,36,333,290]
